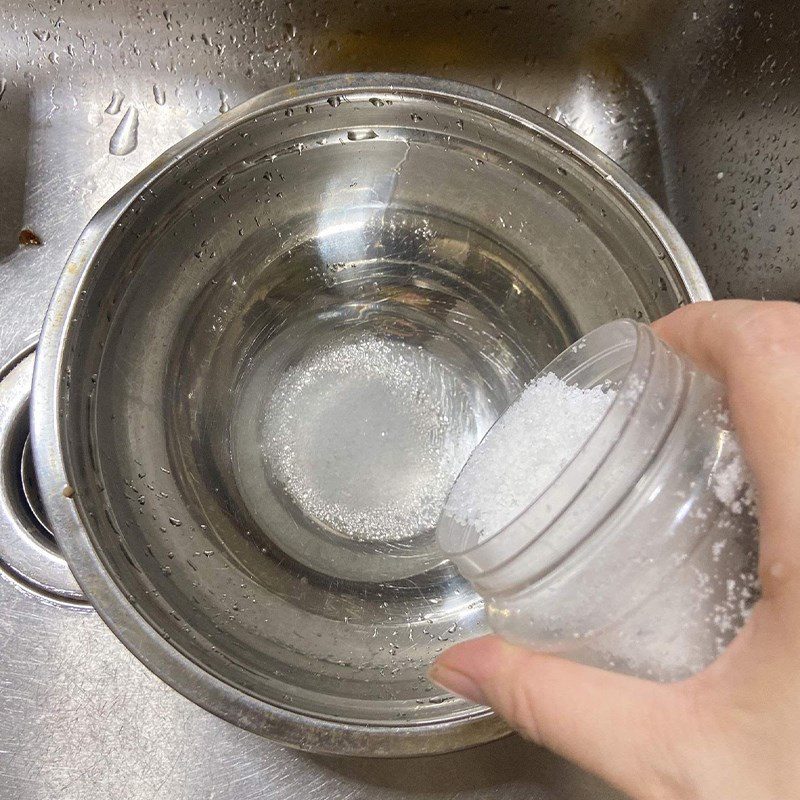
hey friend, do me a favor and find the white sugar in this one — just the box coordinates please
[447,372,615,542]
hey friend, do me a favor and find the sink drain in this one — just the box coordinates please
[20,436,56,543]
[0,346,86,604]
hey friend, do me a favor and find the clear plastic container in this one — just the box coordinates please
[437,319,759,681]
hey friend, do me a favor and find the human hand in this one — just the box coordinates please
[430,300,800,800]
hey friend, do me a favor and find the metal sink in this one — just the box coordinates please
[1,1,797,798]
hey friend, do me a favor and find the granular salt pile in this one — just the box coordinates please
[263,334,488,542]
[712,437,757,516]
[447,372,616,542]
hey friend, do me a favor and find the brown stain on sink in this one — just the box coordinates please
[321,28,496,76]
[314,0,684,80]
[18,228,42,246]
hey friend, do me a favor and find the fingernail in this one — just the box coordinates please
[428,664,488,705]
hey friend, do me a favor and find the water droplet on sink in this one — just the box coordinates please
[168,516,182,527]
[327,95,342,107]
[0,79,6,102]
[369,97,384,107]
[152,84,166,105]
[109,107,138,155]
[33,29,50,42]
[218,90,229,113]
[410,113,422,122]
[105,89,125,114]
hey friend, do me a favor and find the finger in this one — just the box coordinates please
[430,635,685,800]
[652,300,800,580]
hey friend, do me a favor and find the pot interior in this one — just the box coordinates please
[48,81,697,740]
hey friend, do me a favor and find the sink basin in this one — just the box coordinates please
[1,1,797,798]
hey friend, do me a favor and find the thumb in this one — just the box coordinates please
[430,635,686,799]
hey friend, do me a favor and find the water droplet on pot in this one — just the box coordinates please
[347,129,377,141]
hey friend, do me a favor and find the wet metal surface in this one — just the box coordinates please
[1,0,799,797]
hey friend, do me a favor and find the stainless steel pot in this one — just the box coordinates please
[31,73,710,756]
